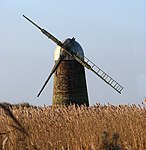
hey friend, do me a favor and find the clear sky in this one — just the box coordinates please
[0,0,146,106]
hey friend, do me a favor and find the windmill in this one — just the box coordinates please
[23,15,123,106]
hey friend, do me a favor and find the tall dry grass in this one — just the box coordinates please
[0,103,146,150]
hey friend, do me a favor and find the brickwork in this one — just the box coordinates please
[53,60,89,106]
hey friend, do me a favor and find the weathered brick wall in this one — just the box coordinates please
[53,60,89,106]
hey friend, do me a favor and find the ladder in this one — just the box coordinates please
[74,54,123,94]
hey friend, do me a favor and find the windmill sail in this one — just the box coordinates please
[37,55,63,97]
[23,15,123,94]
[74,55,123,94]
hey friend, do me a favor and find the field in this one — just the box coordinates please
[0,103,146,150]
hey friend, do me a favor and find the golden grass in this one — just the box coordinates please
[0,103,146,150]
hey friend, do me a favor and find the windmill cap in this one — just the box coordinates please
[54,38,84,61]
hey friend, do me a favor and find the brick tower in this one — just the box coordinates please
[53,38,89,106]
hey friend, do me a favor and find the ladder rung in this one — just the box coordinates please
[109,79,114,84]
[114,83,118,88]
[108,78,112,83]
[115,84,120,89]
[116,85,122,91]
[91,64,95,68]
[111,81,117,87]
[97,69,101,74]
[119,87,123,92]
[105,76,110,81]
[103,74,108,78]
[116,86,122,92]
[101,72,105,77]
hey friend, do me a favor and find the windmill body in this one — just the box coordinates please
[23,15,123,106]
[53,38,89,105]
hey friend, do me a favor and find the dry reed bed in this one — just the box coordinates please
[0,103,146,150]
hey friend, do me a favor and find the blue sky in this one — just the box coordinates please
[0,0,146,106]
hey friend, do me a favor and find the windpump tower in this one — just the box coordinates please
[53,38,89,105]
[23,15,123,106]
